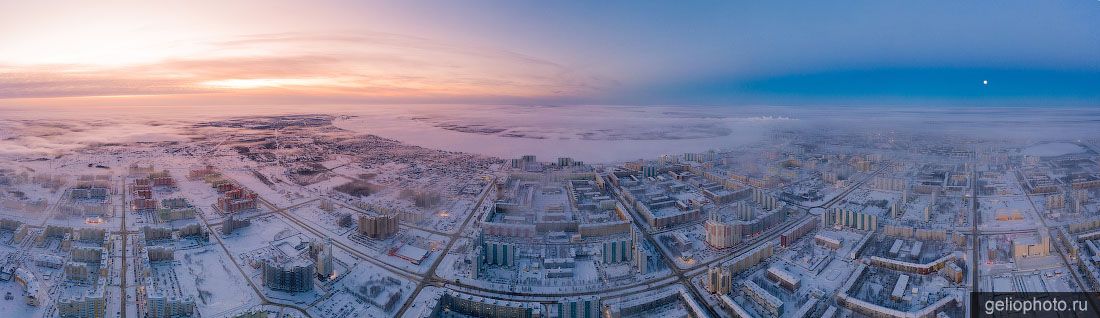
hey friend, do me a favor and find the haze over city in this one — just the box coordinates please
[0,1,1098,318]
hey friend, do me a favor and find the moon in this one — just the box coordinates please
[983,80,988,85]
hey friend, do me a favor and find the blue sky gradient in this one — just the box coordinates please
[385,0,1100,105]
[1,0,1097,106]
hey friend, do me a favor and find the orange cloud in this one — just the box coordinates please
[0,32,610,104]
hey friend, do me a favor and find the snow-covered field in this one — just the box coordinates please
[1021,142,1087,157]
[177,246,259,316]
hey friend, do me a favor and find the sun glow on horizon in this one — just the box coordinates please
[0,1,604,104]
[0,26,602,104]
[200,78,352,90]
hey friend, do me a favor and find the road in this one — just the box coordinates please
[119,179,128,318]
[392,176,496,318]
[259,197,421,281]
[609,182,719,318]
[1018,173,1087,291]
[971,168,980,291]
[968,167,1089,293]
[199,197,314,318]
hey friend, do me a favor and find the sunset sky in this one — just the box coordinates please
[2,0,1098,107]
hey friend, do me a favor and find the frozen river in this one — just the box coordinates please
[1,104,1097,163]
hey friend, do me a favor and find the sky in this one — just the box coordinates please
[1,0,1098,107]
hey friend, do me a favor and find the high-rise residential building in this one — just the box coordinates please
[601,237,632,264]
[558,296,600,318]
[483,241,516,267]
[822,208,878,232]
[358,214,399,239]
[704,210,741,249]
[217,187,257,213]
[312,237,335,279]
[261,258,315,292]
[705,266,732,295]
[221,214,251,235]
